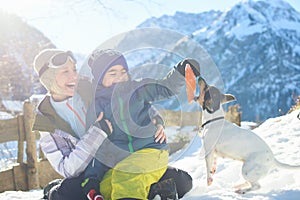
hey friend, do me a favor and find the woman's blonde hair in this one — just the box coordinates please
[33,49,70,95]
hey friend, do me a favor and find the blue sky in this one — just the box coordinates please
[1,0,300,54]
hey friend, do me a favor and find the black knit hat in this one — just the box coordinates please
[88,49,129,84]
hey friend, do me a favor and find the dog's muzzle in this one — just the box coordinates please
[193,91,220,114]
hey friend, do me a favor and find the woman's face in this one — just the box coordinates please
[53,58,78,101]
[102,65,129,87]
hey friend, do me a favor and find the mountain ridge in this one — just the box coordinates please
[0,10,55,100]
[138,0,300,121]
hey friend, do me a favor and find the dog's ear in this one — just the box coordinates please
[198,77,208,91]
[221,94,236,104]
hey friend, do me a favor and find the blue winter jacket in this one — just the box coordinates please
[84,66,185,182]
[95,68,185,153]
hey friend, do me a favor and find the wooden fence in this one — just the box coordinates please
[0,100,240,193]
[0,101,62,193]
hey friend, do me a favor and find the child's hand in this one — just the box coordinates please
[155,124,166,143]
[153,119,166,143]
[151,113,166,143]
[96,112,104,122]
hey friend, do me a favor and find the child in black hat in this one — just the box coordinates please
[82,49,200,200]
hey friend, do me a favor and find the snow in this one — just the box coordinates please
[1,100,23,113]
[272,20,300,31]
[0,109,300,199]
[208,0,300,40]
[0,111,14,120]
[230,22,265,39]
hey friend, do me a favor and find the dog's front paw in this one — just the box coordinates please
[207,177,213,186]
[235,188,250,194]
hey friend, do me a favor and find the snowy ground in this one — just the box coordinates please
[0,109,299,199]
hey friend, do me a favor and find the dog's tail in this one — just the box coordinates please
[275,159,300,170]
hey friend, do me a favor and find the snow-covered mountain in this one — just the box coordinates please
[138,0,300,121]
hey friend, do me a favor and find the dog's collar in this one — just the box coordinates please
[201,116,224,128]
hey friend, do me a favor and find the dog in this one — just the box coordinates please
[194,77,300,194]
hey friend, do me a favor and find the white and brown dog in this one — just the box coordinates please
[194,77,300,194]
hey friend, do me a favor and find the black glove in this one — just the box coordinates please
[93,114,112,135]
[175,58,201,77]
[152,114,165,129]
[97,118,112,135]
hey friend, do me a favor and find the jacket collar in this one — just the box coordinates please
[34,95,78,138]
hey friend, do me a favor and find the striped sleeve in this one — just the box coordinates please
[39,126,107,178]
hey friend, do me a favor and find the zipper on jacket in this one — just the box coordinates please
[92,158,95,167]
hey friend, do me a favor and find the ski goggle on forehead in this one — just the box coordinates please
[38,51,77,77]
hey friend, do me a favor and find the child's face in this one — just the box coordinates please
[102,65,129,87]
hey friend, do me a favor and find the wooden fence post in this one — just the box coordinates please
[17,115,25,164]
[23,101,39,189]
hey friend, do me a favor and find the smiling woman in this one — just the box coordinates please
[33,49,79,102]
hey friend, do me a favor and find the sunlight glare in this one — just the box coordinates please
[0,0,50,16]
